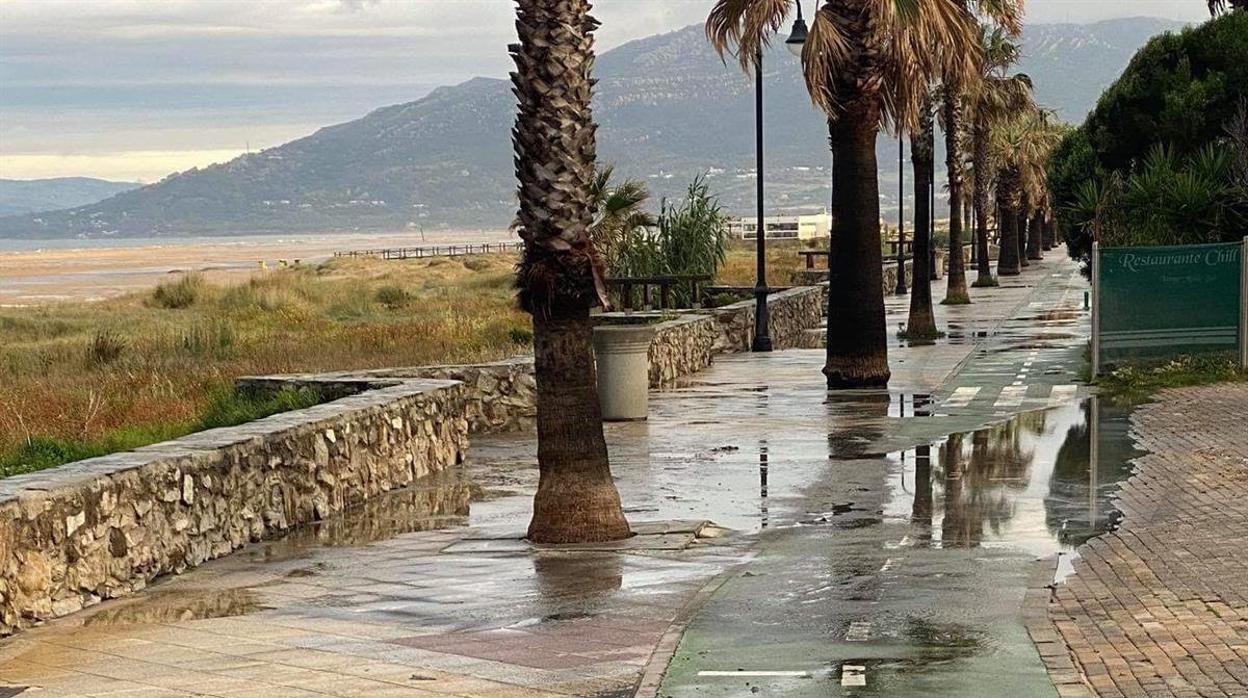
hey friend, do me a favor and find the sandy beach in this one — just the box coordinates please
[0,231,514,305]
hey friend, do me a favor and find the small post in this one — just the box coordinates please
[1089,394,1100,528]
[1091,241,1101,379]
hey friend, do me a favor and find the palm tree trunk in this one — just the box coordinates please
[1019,212,1031,267]
[512,0,630,544]
[908,105,938,339]
[1026,213,1044,260]
[972,118,997,287]
[1043,215,1057,250]
[996,180,1022,276]
[527,307,631,543]
[825,114,890,388]
[941,88,970,304]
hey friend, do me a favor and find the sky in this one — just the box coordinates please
[0,0,1213,183]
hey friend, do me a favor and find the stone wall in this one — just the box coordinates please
[709,285,826,353]
[342,359,537,434]
[0,379,468,635]
[648,314,719,385]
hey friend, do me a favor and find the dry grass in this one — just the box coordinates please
[716,239,817,288]
[0,254,528,462]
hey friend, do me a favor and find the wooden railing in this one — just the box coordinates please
[605,275,714,311]
[333,242,523,260]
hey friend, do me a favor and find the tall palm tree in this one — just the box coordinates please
[967,26,1033,286]
[1210,0,1247,14]
[511,0,631,544]
[907,94,939,338]
[707,0,980,388]
[939,0,1022,305]
[991,109,1060,276]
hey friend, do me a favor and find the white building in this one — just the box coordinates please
[727,211,830,241]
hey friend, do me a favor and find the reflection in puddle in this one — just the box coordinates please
[824,391,934,419]
[80,589,267,627]
[884,398,1138,568]
[243,470,474,563]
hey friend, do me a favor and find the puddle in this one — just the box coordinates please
[78,588,268,627]
[824,391,934,419]
[883,398,1139,573]
[241,470,474,563]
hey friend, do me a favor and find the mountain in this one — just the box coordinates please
[1022,17,1187,124]
[0,17,1186,239]
[0,178,139,218]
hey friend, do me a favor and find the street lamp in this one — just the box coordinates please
[786,2,808,56]
[751,48,772,353]
[896,133,907,294]
[751,2,808,353]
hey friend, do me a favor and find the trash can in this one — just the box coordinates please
[593,325,656,421]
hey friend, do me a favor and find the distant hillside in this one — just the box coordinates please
[0,17,1185,239]
[1021,17,1187,123]
[0,178,139,218]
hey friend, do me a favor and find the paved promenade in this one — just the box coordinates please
[0,256,1105,697]
[1034,384,1248,698]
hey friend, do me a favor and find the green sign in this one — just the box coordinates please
[1099,242,1243,365]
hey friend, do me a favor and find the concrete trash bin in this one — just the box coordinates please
[593,325,656,421]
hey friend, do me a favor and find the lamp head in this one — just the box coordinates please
[785,1,807,57]
[785,17,807,57]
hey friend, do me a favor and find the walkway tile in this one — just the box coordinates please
[1031,384,1248,697]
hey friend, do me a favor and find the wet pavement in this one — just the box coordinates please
[0,255,1125,698]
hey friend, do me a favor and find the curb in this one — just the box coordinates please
[634,565,745,697]
[1023,554,1095,698]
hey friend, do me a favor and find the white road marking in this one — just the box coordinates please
[880,558,894,573]
[944,387,980,407]
[885,535,913,549]
[841,665,868,687]
[1049,384,1078,405]
[699,671,810,677]
[996,385,1028,407]
[845,621,872,641]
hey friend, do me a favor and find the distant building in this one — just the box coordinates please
[727,210,830,241]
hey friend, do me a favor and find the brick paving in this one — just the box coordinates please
[1031,383,1248,698]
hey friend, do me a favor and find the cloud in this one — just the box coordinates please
[0,0,1211,180]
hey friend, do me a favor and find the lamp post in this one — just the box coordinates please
[751,49,772,352]
[896,134,907,294]
[749,2,808,353]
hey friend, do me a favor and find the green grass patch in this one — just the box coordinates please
[0,386,322,478]
[1096,354,1248,405]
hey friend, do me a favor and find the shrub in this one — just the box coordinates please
[375,284,411,309]
[151,273,203,309]
[198,386,322,431]
[1051,12,1248,263]
[86,330,125,365]
[508,326,534,346]
[181,321,235,357]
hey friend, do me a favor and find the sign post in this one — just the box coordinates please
[1241,237,1247,370]
[1091,241,1100,378]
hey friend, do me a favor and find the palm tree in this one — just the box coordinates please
[939,0,1022,305]
[707,0,980,388]
[511,0,631,544]
[907,94,939,338]
[967,26,1033,286]
[588,166,657,273]
[1210,0,1247,14]
[991,109,1061,276]
[1020,111,1063,262]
